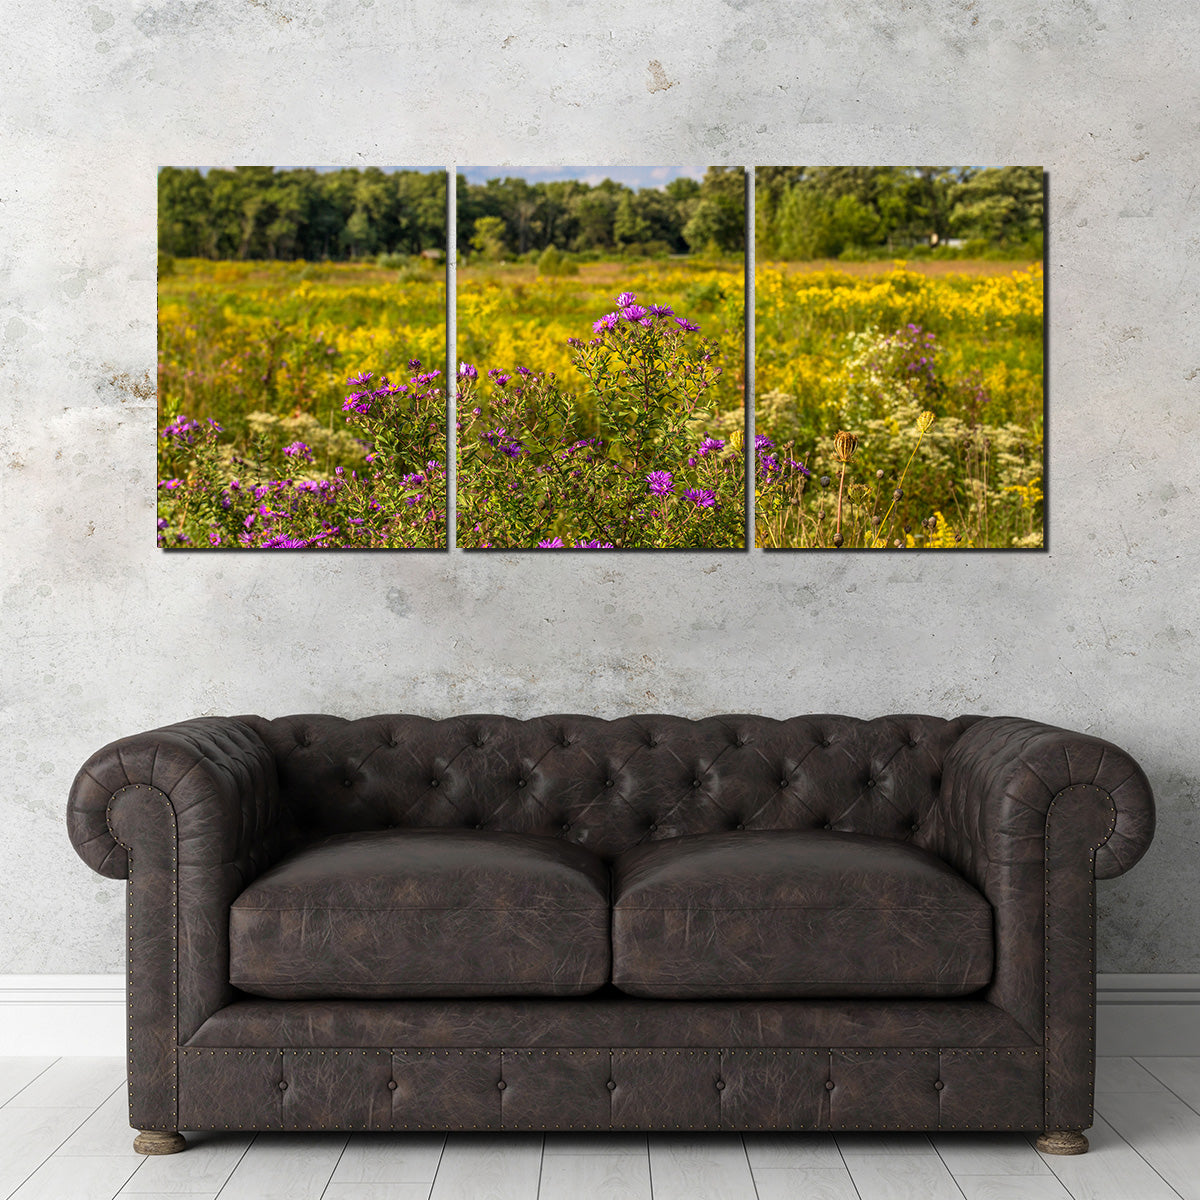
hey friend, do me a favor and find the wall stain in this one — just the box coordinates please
[646,60,677,93]
[106,370,156,402]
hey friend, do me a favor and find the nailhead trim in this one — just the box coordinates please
[1043,784,1117,1131]
[107,784,178,1134]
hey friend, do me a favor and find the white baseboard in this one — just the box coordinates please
[1096,974,1200,1056]
[1,975,1197,1058]
[0,976,126,1055]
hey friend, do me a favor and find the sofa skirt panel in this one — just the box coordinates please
[175,1044,1044,1133]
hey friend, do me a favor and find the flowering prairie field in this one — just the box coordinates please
[157,258,447,548]
[753,261,1044,550]
[157,256,745,550]
[456,259,745,548]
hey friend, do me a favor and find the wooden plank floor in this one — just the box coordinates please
[1,1057,1196,1199]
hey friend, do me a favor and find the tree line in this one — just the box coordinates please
[157,166,747,262]
[756,166,1044,260]
[456,167,744,258]
[158,167,448,261]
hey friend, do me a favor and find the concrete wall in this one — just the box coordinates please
[2,0,1196,975]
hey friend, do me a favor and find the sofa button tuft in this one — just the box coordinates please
[517,779,527,788]
[934,1080,944,1091]
[474,823,483,830]
[387,1080,398,1091]
[735,823,745,831]
[822,738,832,747]
[780,778,789,788]
[866,778,875,788]
[561,822,571,832]
[429,779,440,788]
[692,779,702,789]
[606,1080,616,1091]
[648,823,658,833]
[343,779,353,788]
[278,1081,288,1091]
[605,779,614,788]
[823,823,833,831]
[497,1081,507,1091]
[825,1080,835,1091]
[715,1080,725,1090]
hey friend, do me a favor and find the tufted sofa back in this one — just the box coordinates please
[242,713,982,861]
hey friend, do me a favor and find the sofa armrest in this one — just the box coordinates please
[66,717,287,1133]
[936,716,1155,885]
[67,716,284,882]
[934,715,1155,1132]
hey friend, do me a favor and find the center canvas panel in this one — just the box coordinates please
[455,166,747,550]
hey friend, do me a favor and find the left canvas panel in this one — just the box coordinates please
[156,166,447,549]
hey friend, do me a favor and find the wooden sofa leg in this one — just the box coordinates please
[1036,1130,1089,1155]
[133,1130,187,1155]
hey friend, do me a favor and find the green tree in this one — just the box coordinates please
[470,215,508,259]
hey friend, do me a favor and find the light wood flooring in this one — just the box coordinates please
[2,1056,1199,1199]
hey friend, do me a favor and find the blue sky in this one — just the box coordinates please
[457,166,709,189]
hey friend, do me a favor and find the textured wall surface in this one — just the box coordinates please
[1,0,1196,975]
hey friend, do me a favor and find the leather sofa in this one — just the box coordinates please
[66,712,1155,1156]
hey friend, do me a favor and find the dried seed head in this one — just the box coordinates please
[876,469,885,480]
[893,488,903,500]
[817,508,825,521]
[833,430,858,463]
[918,410,936,434]
[832,532,844,548]
[819,475,831,488]
[893,538,903,548]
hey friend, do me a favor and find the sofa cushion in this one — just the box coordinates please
[611,830,993,999]
[229,829,611,999]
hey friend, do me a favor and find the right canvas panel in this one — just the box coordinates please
[755,167,1044,550]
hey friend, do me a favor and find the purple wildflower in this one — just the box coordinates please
[615,291,636,306]
[162,417,200,442]
[408,359,422,369]
[697,436,725,457]
[675,317,700,332]
[593,312,620,333]
[755,434,775,451]
[538,537,565,548]
[683,488,717,509]
[458,361,478,380]
[646,470,674,496]
[346,372,373,386]
[282,441,313,462]
[620,304,647,322]
[159,478,182,489]
[261,535,310,548]
[647,304,674,318]
[574,540,616,548]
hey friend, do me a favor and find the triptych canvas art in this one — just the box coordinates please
[157,166,1044,551]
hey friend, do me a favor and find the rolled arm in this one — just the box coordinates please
[934,716,1155,1132]
[935,716,1155,885]
[68,716,286,881]
[67,717,289,1131]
